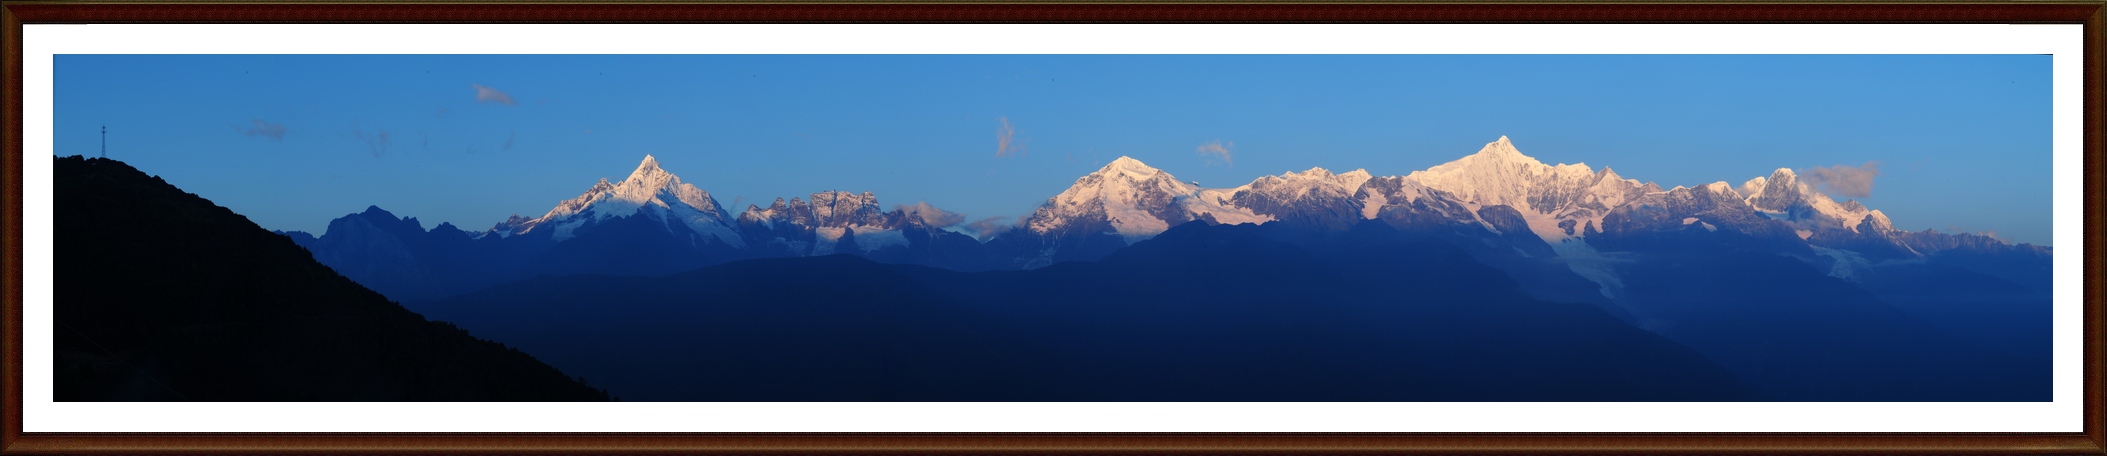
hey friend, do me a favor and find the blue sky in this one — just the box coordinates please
[53,54,2051,245]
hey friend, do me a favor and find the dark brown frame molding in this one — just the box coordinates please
[3,2,2103,454]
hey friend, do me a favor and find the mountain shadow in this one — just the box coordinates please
[53,156,610,401]
[1611,249,2049,401]
[418,220,1768,401]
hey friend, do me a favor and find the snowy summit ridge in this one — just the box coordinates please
[1011,136,1939,252]
[1024,156,1270,242]
[997,136,2012,299]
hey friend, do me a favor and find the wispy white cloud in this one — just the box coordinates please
[235,119,286,140]
[1196,140,1234,167]
[472,83,517,106]
[896,202,966,227]
[1735,176,1766,198]
[1799,161,1881,198]
[995,117,1026,157]
[965,216,1015,240]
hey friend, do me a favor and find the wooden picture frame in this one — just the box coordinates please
[3,2,2102,454]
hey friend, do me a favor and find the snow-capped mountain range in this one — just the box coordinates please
[983,136,2019,295]
[1010,136,1907,249]
[286,136,2043,304]
[256,139,2053,403]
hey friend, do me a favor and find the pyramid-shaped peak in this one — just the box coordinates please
[628,155,666,178]
[613,155,689,192]
[1416,136,1547,176]
[1473,135,1528,159]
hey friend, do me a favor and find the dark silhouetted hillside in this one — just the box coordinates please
[53,155,610,401]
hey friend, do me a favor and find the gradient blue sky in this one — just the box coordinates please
[53,55,2051,245]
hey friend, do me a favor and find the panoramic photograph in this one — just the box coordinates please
[50,54,2051,402]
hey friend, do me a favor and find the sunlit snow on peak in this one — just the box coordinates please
[500,155,743,246]
[1099,156,1163,181]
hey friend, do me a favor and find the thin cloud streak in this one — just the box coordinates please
[1800,161,1881,198]
[1196,140,1234,167]
[965,216,1015,240]
[995,117,1025,157]
[897,202,966,227]
[472,83,518,106]
[235,119,286,140]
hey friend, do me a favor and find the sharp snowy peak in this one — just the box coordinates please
[1401,136,1649,242]
[1025,156,1267,242]
[498,155,743,246]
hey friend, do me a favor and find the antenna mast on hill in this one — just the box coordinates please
[100,125,107,158]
